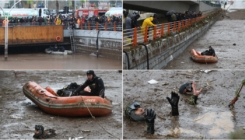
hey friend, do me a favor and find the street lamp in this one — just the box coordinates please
[1,0,22,61]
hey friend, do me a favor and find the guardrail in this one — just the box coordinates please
[123,15,208,47]
[0,21,122,31]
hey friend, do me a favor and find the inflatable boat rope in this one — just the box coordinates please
[79,90,118,139]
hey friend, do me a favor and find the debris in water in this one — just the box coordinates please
[148,79,158,84]
[200,70,213,73]
[90,53,97,57]
[170,55,173,61]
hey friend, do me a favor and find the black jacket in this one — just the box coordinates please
[74,75,105,96]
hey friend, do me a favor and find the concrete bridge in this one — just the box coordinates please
[123,1,219,14]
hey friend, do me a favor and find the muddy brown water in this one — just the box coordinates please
[0,53,122,70]
[164,10,245,69]
[123,70,245,139]
[0,71,122,139]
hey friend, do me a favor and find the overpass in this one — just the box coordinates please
[123,1,200,14]
[123,1,219,14]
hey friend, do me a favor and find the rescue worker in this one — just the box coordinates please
[166,92,180,116]
[33,125,56,139]
[125,102,156,134]
[141,14,157,36]
[179,81,203,105]
[73,70,105,98]
[201,46,216,56]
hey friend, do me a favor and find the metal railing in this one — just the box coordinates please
[123,14,215,47]
[0,21,122,31]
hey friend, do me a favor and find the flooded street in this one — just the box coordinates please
[0,53,121,70]
[123,70,245,139]
[165,9,245,69]
[0,70,122,139]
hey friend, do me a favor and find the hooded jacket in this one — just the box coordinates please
[141,17,155,35]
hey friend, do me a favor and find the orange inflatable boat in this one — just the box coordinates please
[23,81,113,117]
[190,49,218,63]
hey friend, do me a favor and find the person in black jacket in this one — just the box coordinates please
[73,70,105,98]
[131,13,140,28]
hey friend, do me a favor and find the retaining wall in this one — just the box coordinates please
[123,11,221,69]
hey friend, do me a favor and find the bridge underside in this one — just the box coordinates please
[123,1,199,14]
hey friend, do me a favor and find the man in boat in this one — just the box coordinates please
[73,70,105,98]
[179,81,203,105]
[201,46,216,56]
[125,102,156,134]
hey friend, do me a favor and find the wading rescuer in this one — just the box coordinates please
[73,70,105,98]
[179,81,203,105]
[125,92,180,134]
[125,102,156,134]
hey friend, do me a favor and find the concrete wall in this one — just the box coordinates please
[0,25,64,45]
[123,11,221,69]
[64,30,122,60]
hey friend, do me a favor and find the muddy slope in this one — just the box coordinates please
[123,70,245,139]
[0,70,122,139]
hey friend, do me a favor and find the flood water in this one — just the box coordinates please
[123,70,245,139]
[0,53,122,69]
[164,9,245,69]
[0,70,122,139]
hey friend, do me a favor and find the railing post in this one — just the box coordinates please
[153,26,156,40]
[161,23,164,37]
[173,21,176,32]
[182,20,184,30]
[178,21,181,32]
[96,22,98,30]
[81,23,83,29]
[132,27,137,47]
[168,22,171,35]
[114,22,116,31]
[104,22,107,31]
[144,26,148,43]
[88,22,91,30]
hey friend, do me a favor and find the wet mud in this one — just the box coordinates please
[0,53,122,70]
[165,10,245,69]
[123,70,245,139]
[0,70,122,139]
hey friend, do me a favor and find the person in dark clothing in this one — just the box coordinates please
[131,13,140,28]
[73,70,105,98]
[179,81,203,105]
[201,46,216,56]
[125,102,156,134]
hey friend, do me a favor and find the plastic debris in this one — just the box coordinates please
[170,55,173,61]
[200,70,212,73]
[148,79,158,84]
